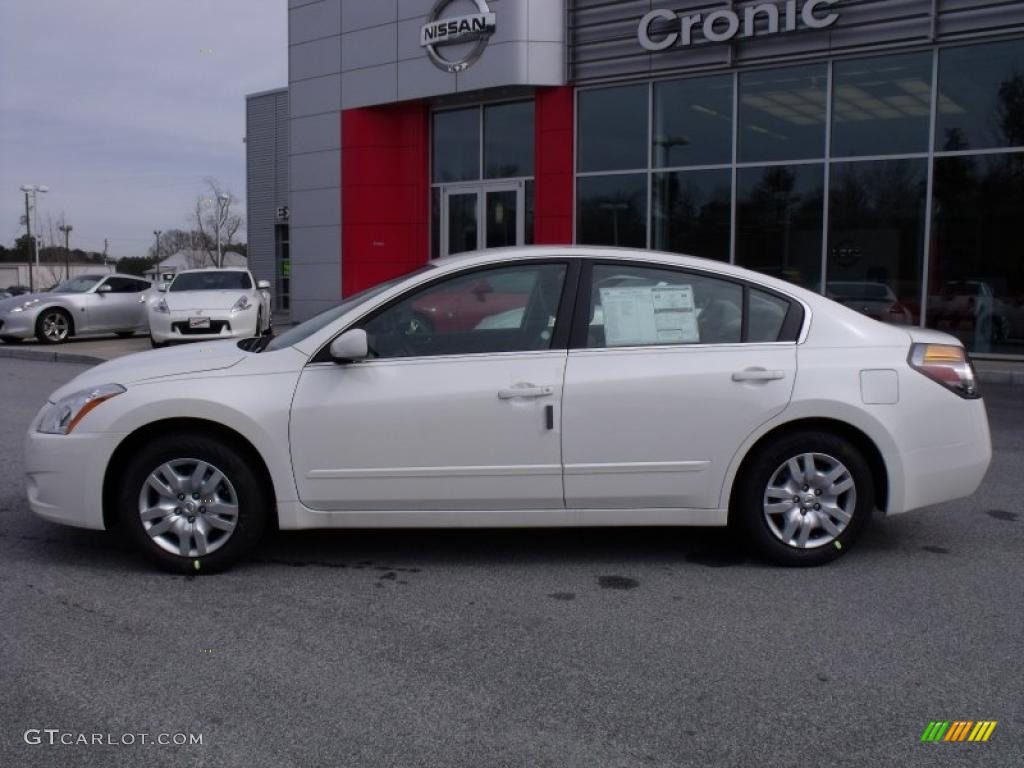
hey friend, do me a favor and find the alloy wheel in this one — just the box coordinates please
[41,312,69,342]
[138,458,239,557]
[762,452,856,549]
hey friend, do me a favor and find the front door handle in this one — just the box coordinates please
[497,384,555,400]
[731,368,785,382]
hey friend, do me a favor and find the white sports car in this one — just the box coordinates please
[147,268,271,347]
[25,247,990,573]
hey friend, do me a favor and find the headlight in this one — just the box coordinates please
[11,299,39,313]
[154,298,169,314]
[37,384,126,435]
[232,296,251,312]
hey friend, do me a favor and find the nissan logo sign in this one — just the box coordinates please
[420,0,496,73]
[638,0,839,51]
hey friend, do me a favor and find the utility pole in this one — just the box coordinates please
[22,190,33,292]
[153,230,162,264]
[58,223,73,280]
[216,193,229,268]
[103,238,109,268]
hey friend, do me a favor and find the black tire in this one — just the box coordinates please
[732,430,874,567]
[116,433,270,573]
[149,335,166,349]
[0,335,23,344]
[115,331,135,338]
[34,307,73,345]
[257,310,264,336]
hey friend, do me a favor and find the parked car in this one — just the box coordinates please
[826,281,913,325]
[5,285,32,297]
[25,247,991,573]
[0,273,150,344]
[0,290,10,300]
[147,268,272,348]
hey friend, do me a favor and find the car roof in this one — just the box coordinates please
[172,267,249,275]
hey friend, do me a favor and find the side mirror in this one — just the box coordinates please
[257,279,271,290]
[157,283,168,293]
[96,284,112,294]
[329,329,368,363]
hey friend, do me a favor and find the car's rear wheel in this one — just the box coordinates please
[117,434,269,573]
[733,430,874,566]
[35,308,72,344]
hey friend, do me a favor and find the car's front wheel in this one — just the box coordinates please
[35,308,72,344]
[733,430,874,566]
[117,434,270,573]
[0,335,23,344]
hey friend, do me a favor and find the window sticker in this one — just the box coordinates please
[599,285,699,346]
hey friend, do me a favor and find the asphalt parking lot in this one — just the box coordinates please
[0,358,1021,768]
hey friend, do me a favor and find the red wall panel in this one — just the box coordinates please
[341,103,429,296]
[534,86,575,245]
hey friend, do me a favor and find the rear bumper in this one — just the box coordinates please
[889,398,992,515]
[24,425,124,530]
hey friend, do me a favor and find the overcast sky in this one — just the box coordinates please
[0,0,287,258]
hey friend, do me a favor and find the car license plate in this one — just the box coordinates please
[189,317,211,329]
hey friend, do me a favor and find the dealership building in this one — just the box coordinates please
[246,0,1024,356]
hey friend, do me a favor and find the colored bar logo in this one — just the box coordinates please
[921,721,997,742]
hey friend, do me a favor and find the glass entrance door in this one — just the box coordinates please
[442,182,524,256]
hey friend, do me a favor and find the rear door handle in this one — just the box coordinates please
[498,384,555,400]
[731,368,785,382]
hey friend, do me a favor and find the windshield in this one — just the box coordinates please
[52,275,103,293]
[264,267,434,352]
[170,271,252,291]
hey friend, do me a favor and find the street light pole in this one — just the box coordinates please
[153,230,162,264]
[58,223,73,280]
[216,193,229,268]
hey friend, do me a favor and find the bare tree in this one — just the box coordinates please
[192,178,243,267]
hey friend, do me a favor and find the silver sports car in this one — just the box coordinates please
[0,273,152,344]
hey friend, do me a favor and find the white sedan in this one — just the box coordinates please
[25,247,991,573]
[147,268,271,347]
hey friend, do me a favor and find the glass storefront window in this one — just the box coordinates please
[651,169,731,261]
[739,64,827,163]
[578,85,649,172]
[827,159,927,325]
[930,152,1024,354]
[484,101,534,178]
[653,75,733,168]
[433,108,479,183]
[937,39,1024,151]
[736,164,824,290]
[577,174,647,248]
[832,52,933,158]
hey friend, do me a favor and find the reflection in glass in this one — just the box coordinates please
[525,179,535,245]
[739,64,827,162]
[653,75,733,168]
[447,192,478,255]
[652,169,731,261]
[431,188,441,259]
[832,52,932,158]
[433,109,480,183]
[930,152,1024,354]
[485,190,518,248]
[577,174,647,248]
[484,101,534,178]
[736,164,824,290]
[827,159,927,325]
[578,85,649,172]
[937,40,1024,151]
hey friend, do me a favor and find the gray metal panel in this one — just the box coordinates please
[342,0,399,32]
[569,0,1024,84]
[290,73,342,117]
[291,150,342,191]
[341,24,400,70]
[343,63,400,107]
[245,89,289,291]
[290,36,343,81]
[290,112,341,154]
[290,0,342,45]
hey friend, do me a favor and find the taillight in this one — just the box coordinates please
[908,343,980,399]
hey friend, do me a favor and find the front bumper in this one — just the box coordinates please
[0,310,38,339]
[149,309,258,343]
[25,423,125,530]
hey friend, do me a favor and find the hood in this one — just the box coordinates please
[0,292,51,311]
[47,340,247,401]
[164,291,250,311]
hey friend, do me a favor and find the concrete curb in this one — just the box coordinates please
[0,347,103,365]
